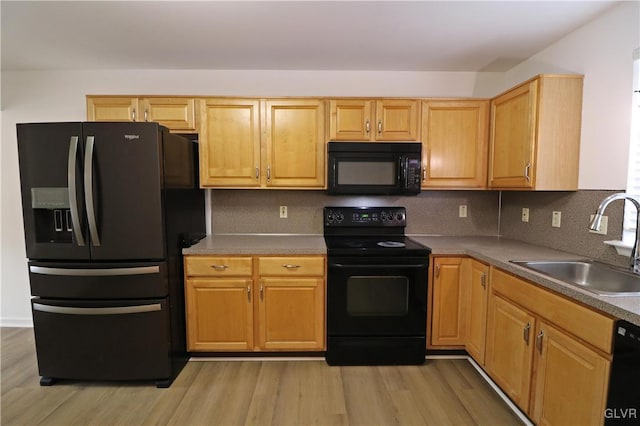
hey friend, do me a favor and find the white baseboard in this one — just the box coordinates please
[1,318,33,328]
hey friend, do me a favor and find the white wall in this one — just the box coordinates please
[503,1,639,190]
[1,1,638,325]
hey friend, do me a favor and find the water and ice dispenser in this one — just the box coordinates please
[31,187,73,243]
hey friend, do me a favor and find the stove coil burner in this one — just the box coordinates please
[377,241,406,248]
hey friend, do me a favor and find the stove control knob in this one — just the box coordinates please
[335,212,344,223]
[395,211,405,222]
[326,211,335,223]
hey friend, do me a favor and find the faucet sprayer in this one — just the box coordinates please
[589,193,640,273]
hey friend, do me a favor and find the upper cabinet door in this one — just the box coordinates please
[488,81,538,189]
[328,99,374,141]
[141,98,197,132]
[375,99,421,141]
[86,97,139,122]
[421,100,489,188]
[264,99,326,188]
[488,74,583,190]
[199,98,261,187]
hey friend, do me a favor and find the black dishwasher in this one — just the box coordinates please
[605,320,640,424]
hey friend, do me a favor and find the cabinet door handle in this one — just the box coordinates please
[481,272,487,288]
[132,108,136,122]
[378,120,383,135]
[422,167,427,182]
[524,163,531,182]
[210,264,229,271]
[536,329,544,353]
[523,322,531,344]
[365,120,371,134]
[282,264,301,270]
[267,166,271,182]
[255,167,260,180]
[247,284,251,302]
[260,282,264,300]
[144,109,149,122]
[435,263,440,278]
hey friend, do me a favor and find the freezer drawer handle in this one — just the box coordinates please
[33,303,162,315]
[67,136,85,246]
[84,135,101,246]
[29,265,160,276]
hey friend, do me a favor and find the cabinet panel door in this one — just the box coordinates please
[531,322,610,426]
[143,98,196,132]
[329,99,373,141]
[421,100,489,188]
[257,277,324,350]
[199,99,261,187]
[485,293,536,413]
[375,100,420,141]
[489,80,537,188]
[185,278,254,351]
[431,257,465,346]
[465,259,489,364]
[86,97,138,122]
[264,99,325,188]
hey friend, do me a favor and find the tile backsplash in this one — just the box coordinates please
[500,190,627,267]
[210,188,630,268]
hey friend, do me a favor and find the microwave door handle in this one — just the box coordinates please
[399,157,407,188]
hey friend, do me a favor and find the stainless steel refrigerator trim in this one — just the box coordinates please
[29,265,160,276]
[33,303,162,315]
[83,135,101,246]
[67,135,85,246]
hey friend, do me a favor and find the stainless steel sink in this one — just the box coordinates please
[510,260,640,296]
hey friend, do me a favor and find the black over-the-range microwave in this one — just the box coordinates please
[327,141,422,195]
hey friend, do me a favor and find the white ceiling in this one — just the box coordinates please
[1,0,622,72]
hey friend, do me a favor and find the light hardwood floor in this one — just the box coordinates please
[1,328,523,425]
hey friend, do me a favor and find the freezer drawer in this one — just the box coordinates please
[28,261,168,299]
[32,298,172,386]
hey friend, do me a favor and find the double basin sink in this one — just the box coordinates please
[510,260,640,296]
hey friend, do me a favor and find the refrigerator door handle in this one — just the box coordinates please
[84,135,101,246]
[29,265,161,276]
[33,303,162,315]
[67,136,85,246]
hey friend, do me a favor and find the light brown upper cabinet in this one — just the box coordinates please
[199,98,325,189]
[421,100,489,189]
[488,74,583,190]
[199,98,262,187]
[86,96,197,132]
[328,99,421,141]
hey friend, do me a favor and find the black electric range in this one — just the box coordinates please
[323,206,430,365]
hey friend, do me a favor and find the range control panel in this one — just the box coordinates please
[324,207,406,227]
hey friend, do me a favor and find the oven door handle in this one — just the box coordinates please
[329,263,428,269]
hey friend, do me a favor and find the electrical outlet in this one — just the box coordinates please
[279,206,288,219]
[522,208,530,222]
[589,214,608,235]
[459,205,468,218]
[552,211,562,228]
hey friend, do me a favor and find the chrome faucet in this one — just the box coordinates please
[589,193,640,273]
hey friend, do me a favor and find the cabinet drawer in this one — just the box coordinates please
[491,267,614,354]
[258,257,324,276]
[185,256,253,277]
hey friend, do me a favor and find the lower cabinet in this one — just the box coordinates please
[485,267,612,425]
[464,259,490,365]
[184,255,325,352]
[429,256,465,347]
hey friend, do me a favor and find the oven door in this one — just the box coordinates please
[327,256,428,336]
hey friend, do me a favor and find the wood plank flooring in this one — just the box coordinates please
[1,328,523,425]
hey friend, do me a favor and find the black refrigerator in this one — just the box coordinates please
[17,122,205,388]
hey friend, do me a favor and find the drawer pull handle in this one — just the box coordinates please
[210,265,229,271]
[282,264,301,269]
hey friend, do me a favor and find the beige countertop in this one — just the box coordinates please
[183,234,640,326]
[183,234,326,255]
